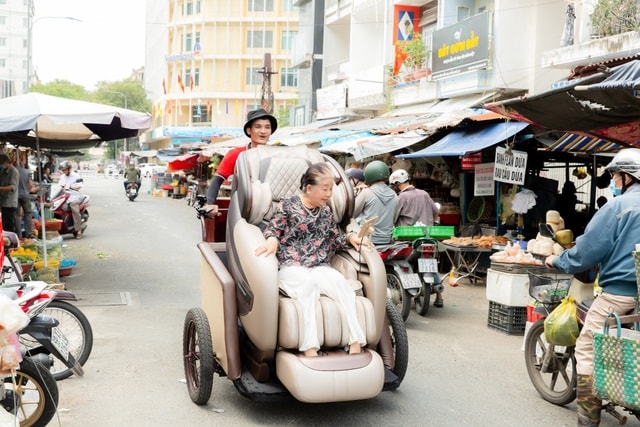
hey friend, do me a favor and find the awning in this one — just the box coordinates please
[398,121,529,158]
[545,132,622,154]
[167,153,199,172]
[485,60,640,147]
[319,130,431,160]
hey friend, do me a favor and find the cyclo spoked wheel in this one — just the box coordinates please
[386,272,411,321]
[1,357,59,427]
[19,300,94,381]
[385,299,409,389]
[414,283,431,316]
[183,307,215,405]
[523,319,577,405]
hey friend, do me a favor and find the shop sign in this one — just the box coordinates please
[494,146,527,185]
[461,152,482,170]
[474,163,495,196]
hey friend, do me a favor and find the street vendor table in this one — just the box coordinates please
[439,243,492,286]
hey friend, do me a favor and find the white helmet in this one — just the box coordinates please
[605,148,640,181]
[389,169,409,185]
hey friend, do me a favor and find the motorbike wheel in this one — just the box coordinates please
[414,283,431,316]
[386,272,411,322]
[1,356,59,427]
[385,299,409,389]
[523,319,577,406]
[183,307,215,405]
[21,300,94,381]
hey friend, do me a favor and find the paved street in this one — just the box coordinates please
[50,174,634,427]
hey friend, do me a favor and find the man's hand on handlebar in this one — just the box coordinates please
[544,255,558,269]
[203,204,219,218]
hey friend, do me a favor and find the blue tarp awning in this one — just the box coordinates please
[397,121,529,158]
[544,132,621,153]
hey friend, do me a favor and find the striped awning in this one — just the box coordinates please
[545,133,622,153]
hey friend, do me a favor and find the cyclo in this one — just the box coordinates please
[182,146,408,404]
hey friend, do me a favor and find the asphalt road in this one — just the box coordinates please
[50,174,635,427]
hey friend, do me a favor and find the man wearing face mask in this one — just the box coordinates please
[0,154,20,234]
[545,148,640,426]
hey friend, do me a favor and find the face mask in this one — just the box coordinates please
[609,179,622,197]
[0,165,5,171]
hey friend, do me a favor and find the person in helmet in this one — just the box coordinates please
[389,168,444,307]
[352,160,397,245]
[57,163,84,239]
[545,148,640,426]
[345,167,367,197]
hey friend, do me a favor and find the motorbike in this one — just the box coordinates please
[185,180,198,207]
[523,223,637,423]
[379,229,444,321]
[125,181,139,202]
[49,180,90,237]
[2,232,94,381]
[182,147,409,406]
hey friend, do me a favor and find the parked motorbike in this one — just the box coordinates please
[410,237,445,316]
[185,180,199,207]
[523,223,637,423]
[50,180,90,237]
[125,181,139,202]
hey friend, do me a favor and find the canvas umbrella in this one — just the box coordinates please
[0,93,151,263]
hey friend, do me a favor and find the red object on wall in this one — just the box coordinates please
[461,152,483,170]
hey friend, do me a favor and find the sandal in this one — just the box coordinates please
[434,297,444,308]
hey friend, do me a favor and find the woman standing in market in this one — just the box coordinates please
[545,148,640,426]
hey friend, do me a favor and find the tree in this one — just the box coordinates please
[591,0,640,37]
[29,79,92,101]
[395,30,428,74]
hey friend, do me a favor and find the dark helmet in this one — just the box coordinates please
[60,162,72,171]
[345,168,365,183]
[364,160,390,184]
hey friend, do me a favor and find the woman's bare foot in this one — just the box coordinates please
[303,348,318,357]
[348,343,361,355]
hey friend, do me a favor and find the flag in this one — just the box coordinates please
[216,98,221,115]
[177,74,185,92]
[189,75,194,91]
[206,99,211,117]
[393,43,408,75]
[225,99,229,114]
[193,41,202,56]
[162,78,167,95]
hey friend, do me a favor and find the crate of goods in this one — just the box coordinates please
[426,225,455,240]
[487,301,527,335]
[486,268,532,306]
[392,226,426,241]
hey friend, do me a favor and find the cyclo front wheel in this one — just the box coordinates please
[523,318,577,406]
[386,272,411,321]
[183,307,215,405]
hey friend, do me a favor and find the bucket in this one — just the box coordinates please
[162,189,169,198]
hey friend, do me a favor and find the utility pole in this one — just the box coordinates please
[257,53,277,114]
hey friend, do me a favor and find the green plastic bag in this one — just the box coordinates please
[543,296,579,346]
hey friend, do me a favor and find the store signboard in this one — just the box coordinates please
[474,162,495,196]
[494,146,527,185]
[461,152,482,170]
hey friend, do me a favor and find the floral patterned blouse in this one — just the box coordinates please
[263,195,348,268]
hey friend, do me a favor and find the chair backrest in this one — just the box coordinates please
[232,145,354,228]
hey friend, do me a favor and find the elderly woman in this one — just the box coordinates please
[255,163,370,357]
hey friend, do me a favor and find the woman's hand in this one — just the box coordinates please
[544,255,557,269]
[348,233,372,252]
[255,236,278,256]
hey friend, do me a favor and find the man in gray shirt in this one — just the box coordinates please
[0,153,20,235]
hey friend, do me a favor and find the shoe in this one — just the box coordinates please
[434,297,444,308]
[75,232,82,240]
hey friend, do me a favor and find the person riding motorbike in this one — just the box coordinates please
[345,168,367,197]
[389,168,444,308]
[57,163,84,239]
[545,148,640,426]
[123,164,141,195]
[352,160,398,246]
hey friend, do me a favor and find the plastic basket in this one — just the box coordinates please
[392,226,427,241]
[426,225,455,240]
[527,268,572,304]
[487,301,527,335]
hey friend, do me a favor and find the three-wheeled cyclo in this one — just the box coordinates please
[182,145,409,404]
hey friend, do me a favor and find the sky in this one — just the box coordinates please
[32,0,147,90]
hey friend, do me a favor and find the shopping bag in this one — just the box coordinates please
[543,296,579,346]
[593,313,640,411]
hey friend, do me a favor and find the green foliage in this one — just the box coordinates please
[591,0,640,37]
[396,30,428,73]
[29,79,92,101]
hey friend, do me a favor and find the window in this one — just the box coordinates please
[0,17,6,26]
[0,38,5,47]
[22,39,27,49]
[192,103,209,123]
[248,0,274,12]
[457,6,470,21]
[185,68,200,87]
[283,0,298,12]
[0,59,6,68]
[247,30,273,49]
[281,30,297,50]
[246,67,262,85]
[185,32,200,51]
[280,68,298,87]
[184,1,200,15]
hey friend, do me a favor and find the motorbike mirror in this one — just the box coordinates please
[75,178,84,183]
[196,195,207,208]
[538,222,555,240]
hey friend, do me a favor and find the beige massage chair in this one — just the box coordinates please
[184,145,407,404]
